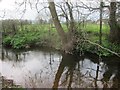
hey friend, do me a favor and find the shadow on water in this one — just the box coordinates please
[52,52,120,88]
[101,57,120,88]
[52,54,83,88]
[0,47,120,88]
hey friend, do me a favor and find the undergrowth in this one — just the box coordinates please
[3,23,120,56]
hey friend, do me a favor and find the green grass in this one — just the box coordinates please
[3,23,120,56]
[78,23,120,56]
[3,24,60,49]
[84,23,110,34]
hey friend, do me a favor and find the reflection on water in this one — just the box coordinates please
[0,47,120,88]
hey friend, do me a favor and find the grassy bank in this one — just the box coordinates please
[3,23,120,57]
[81,23,120,56]
[3,24,61,49]
[84,23,110,34]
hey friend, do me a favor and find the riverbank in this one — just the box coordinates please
[2,24,120,57]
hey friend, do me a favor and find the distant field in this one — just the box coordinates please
[23,23,110,43]
[84,23,110,34]
[22,23,110,34]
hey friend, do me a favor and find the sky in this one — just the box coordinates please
[0,0,39,20]
[0,0,119,20]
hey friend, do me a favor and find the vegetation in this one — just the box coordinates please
[0,1,120,89]
[2,22,120,57]
[1,1,120,57]
[84,23,110,34]
[3,24,57,49]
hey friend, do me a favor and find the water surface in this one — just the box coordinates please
[0,47,120,88]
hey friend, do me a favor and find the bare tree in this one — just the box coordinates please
[48,1,79,53]
[109,1,120,44]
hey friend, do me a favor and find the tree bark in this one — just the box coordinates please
[99,1,103,45]
[65,2,76,39]
[109,1,120,44]
[48,1,67,44]
[48,1,77,53]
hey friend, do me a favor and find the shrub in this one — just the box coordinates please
[3,36,12,46]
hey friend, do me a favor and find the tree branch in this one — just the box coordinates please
[85,40,120,57]
[0,10,5,18]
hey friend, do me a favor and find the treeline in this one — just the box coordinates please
[0,19,32,34]
[0,18,56,34]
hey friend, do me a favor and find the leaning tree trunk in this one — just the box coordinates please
[109,1,120,44]
[48,1,77,53]
[48,1,67,44]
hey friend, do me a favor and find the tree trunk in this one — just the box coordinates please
[48,1,67,44]
[99,1,103,45]
[109,1,120,44]
[48,1,77,53]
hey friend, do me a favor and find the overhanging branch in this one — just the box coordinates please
[84,40,120,57]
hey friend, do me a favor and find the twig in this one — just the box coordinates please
[0,10,5,18]
[84,40,120,57]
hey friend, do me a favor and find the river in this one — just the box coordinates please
[0,47,120,88]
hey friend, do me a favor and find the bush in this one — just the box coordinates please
[3,29,51,49]
[11,36,26,49]
[3,36,12,46]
